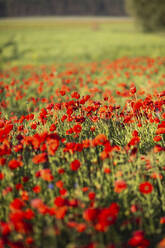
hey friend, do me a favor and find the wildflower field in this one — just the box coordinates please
[0,18,165,248]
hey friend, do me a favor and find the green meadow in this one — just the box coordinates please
[1,17,165,68]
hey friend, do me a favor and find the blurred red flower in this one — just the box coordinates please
[8,159,23,170]
[139,182,153,194]
[32,152,47,164]
[114,180,127,193]
[70,159,81,171]
[73,124,82,134]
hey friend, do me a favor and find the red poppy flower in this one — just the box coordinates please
[128,230,150,247]
[0,172,4,180]
[75,223,86,232]
[24,209,35,220]
[60,90,66,96]
[132,130,139,137]
[31,198,43,209]
[59,188,67,196]
[83,208,99,222]
[0,157,6,166]
[104,168,111,174]
[54,196,66,207]
[33,185,41,194]
[10,198,25,210]
[0,222,11,236]
[58,168,65,174]
[56,180,64,189]
[55,206,67,219]
[70,159,81,171]
[25,237,34,245]
[156,128,165,135]
[88,192,95,201]
[46,139,59,155]
[154,145,164,153]
[96,203,119,231]
[139,182,153,194]
[130,84,136,95]
[114,180,127,193]
[160,217,165,224]
[40,169,54,181]
[15,183,23,190]
[93,134,107,146]
[61,115,67,122]
[22,176,29,183]
[32,153,47,164]
[30,123,37,129]
[128,136,140,146]
[73,124,82,134]
[153,135,162,142]
[8,159,23,170]
[49,123,56,132]
[71,92,80,99]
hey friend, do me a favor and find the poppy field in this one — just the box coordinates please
[0,55,165,248]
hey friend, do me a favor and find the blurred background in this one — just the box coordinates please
[0,0,165,69]
[0,0,126,17]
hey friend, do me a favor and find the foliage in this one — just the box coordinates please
[126,0,165,32]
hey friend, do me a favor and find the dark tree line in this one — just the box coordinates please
[0,0,126,17]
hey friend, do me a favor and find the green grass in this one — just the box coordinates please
[1,17,165,69]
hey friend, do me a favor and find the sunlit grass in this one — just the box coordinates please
[0,17,165,69]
